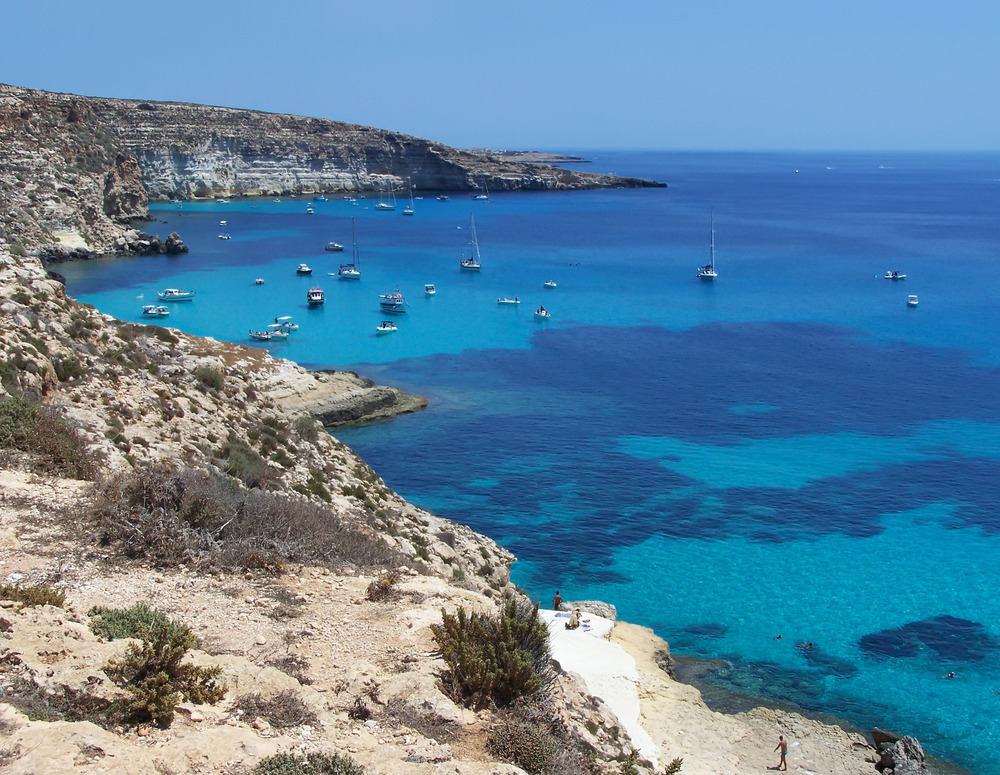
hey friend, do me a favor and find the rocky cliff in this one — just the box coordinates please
[0,83,662,256]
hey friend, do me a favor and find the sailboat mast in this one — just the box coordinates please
[470,215,481,262]
[710,208,715,270]
[352,216,359,268]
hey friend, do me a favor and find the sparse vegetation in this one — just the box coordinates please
[0,583,65,608]
[193,364,224,391]
[233,690,319,729]
[90,462,404,573]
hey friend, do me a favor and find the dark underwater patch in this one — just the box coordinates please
[859,615,999,663]
[681,622,729,639]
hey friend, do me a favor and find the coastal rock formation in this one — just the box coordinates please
[875,735,927,774]
[0,83,663,256]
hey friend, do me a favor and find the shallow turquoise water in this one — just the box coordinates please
[60,151,1000,773]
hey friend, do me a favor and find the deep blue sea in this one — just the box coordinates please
[59,151,1000,773]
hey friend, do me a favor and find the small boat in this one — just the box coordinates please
[459,214,483,271]
[307,287,325,305]
[544,280,557,289]
[219,220,227,227]
[306,205,314,214]
[498,297,521,305]
[249,330,272,341]
[266,325,290,339]
[325,241,345,252]
[296,263,313,275]
[157,288,196,301]
[378,289,408,313]
[696,209,718,280]
[424,283,436,295]
[472,177,490,200]
[218,233,231,240]
[436,195,451,202]
[142,305,170,317]
[885,271,907,280]
[375,320,398,335]
[339,217,362,280]
[907,294,919,307]
[315,195,327,202]
[403,178,415,216]
[534,306,551,319]
[274,316,299,331]
[254,278,265,285]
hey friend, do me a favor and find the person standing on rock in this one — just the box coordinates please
[552,590,564,610]
[773,735,788,770]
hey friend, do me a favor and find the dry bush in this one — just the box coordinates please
[265,653,312,685]
[365,570,401,602]
[381,697,460,743]
[233,690,319,729]
[0,583,65,608]
[89,462,406,573]
[0,397,97,480]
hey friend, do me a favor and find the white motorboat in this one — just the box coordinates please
[249,329,272,341]
[339,217,362,280]
[544,280,557,289]
[459,214,483,271]
[274,316,299,331]
[907,294,919,307]
[325,241,344,252]
[534,306,551,319]
[157,288,195,301]
[296,263,313,275]
[375,320,398,335]
[254,278,265,285]
[696,209,718,280]
[378,289,408,313]
[436,195,450,201]
[218,233,231,240]
[498,297,521,305]
[424,283,436,295]
[307,287,325,305]
[219,220,227,226]
[142,305,170,317]
[306,205,314,214]
[885,271,907,280]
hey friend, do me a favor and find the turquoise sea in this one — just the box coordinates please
[59,152,1000,773]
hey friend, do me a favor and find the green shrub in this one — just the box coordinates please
[487,713,559,775]
[104,618,225,727]
[0,397,97,480]
[193,364,224,391]
[431,595,551,709]
[253,752,364,775]
[88,603,185,641]
[218,434,269,488]
[664,757,684,774]
[0,584,65,608]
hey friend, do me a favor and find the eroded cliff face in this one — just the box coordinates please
[0,83,662,255]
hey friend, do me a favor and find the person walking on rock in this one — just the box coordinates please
[773,734,788,770]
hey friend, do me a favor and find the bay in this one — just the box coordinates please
[59,151,1000,773]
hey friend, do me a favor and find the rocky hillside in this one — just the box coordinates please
[0,83,662,256]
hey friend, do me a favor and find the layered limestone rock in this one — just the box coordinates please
[0,82,663,256]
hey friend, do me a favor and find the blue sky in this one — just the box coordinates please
[4,0,998,151]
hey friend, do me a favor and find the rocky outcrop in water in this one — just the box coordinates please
[0,83,663,256]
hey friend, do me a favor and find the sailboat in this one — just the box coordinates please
[696,209,718,280]
[338,217,362,280]
[375,179,397,211]
[472,176,489,200]
[459,214,482,271]
[403,178,415,216]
